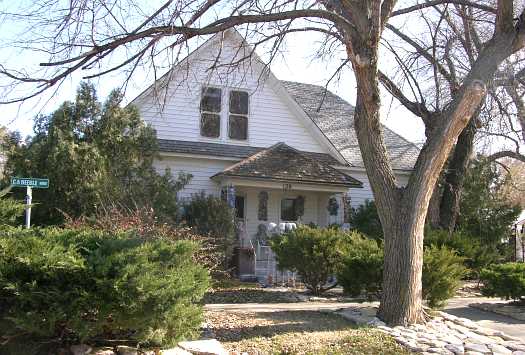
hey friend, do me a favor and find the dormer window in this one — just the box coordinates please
[228,90,248,140]
[200,87,221,138]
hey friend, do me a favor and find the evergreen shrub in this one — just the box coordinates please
[422,245,466,308]
[269,225,348,295]
[337,233,383,299]
[480,263,525,303]
[0,227,209,347]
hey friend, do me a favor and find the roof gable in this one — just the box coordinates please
[130,29,348,164]
[212,142,362,187]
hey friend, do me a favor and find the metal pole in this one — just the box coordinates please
[25,186,32,229]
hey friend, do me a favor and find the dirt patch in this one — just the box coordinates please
[205,310,409,354]
[203,288,302,304]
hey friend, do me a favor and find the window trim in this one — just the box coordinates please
[228,90,249,141]
[200,86,222,138]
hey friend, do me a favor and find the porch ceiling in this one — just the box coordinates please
[211,142,363,189]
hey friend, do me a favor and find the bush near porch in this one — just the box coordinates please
[182,192,236,274]
[0,226,209,352]
[270,225,466,307]
[270,225,351,295]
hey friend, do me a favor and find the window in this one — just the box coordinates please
[200,87,221,137]
[281,198,297,221]
[235,195,245,219]
[229,90,248,140]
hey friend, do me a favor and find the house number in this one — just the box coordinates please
[283,183,292,191]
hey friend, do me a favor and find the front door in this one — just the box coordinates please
[235,195,248,247]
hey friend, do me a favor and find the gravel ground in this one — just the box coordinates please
[205,310,410,354]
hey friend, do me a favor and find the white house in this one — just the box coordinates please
[131,29,419,281]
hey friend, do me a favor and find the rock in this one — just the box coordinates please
[464,352,485,355]
[487,343,513,355]
[502,335,524,342]
[464,343,491,353]
[512,351,525,355]
[504,342,525,352]
[426,347,453,354]
[445,343,464,354]
[178,339,228,355]
[160,348,192,355]
[116,346,138,355]
[92,349,115,355]
[71,345,93,355]
[421,333,439,341]
[438,335,463,346]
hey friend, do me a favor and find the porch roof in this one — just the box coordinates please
[211,142,362,188]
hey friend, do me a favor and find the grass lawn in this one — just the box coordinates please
[206,310,410,354]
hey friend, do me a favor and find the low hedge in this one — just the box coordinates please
[480,263,525,303]
[337,234,383,299]
[0,227,209,347]
[338,238,466,308]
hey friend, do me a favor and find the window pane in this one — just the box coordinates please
[201,113,220,137]
[281,198,297,221]
[201,87,221,112]
[229,115,247,140]
[229,91,249,114]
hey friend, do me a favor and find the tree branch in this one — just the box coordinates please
[487,150,525,163]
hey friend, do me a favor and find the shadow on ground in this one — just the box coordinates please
[207,310,355,342]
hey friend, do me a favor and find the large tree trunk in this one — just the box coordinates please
[379,201,426,324]
[439,117,477,232]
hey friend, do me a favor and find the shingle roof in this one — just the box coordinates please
[281,81,420,170]
[158,139,341,166]
[212,142,362,187]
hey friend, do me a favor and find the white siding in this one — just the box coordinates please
[153,156,231,199]
[346,169,410,208]
[134,33,327,153]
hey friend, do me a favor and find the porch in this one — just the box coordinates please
[210,143,362,283]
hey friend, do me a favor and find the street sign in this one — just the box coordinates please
[11,177,49,189]
[10,177,50,228]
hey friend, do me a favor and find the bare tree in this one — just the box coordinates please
[0,0,524,325]
[380,2,525,232]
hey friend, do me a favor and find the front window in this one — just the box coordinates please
[281,198,297,221]
[200,87,221,138]
[228,90,248,140]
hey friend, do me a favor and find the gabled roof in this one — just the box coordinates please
[211,142,362,187]
[158,139,341,166]
[281,81,420,171]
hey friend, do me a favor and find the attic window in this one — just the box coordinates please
[229,90,248,140]
[200,87,221,138]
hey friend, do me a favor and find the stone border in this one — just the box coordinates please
[470,302,525,322]
[336,307,525,355]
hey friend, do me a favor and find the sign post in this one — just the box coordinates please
[25,186,32,228]
[10,177,50,229]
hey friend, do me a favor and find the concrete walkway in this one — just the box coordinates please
[205,297,525,342]
[443,297,525,342]
[204,301,369,312]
